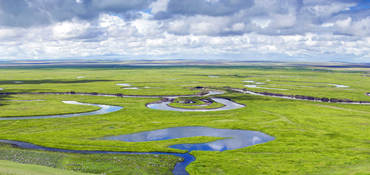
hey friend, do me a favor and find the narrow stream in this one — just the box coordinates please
[0,90,263,175]
[231,88,370,104]
[0,126,274,175]
[1,88,369,174]
[146,98,245,112]
[0,101,122,121]
[0,139,194,175]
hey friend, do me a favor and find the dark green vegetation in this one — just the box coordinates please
[0,66,369,174]
[0,143,178,175]
[168,97,225,109]
[0,160,91,175]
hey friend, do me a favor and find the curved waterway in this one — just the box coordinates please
[0,101,122,121]
[0,127,274,175]
[103,126,274,151]
[0,90,264,174]
[0,90,243,112]
[0,90,224,98]
[102,126,274,174]
[230,88,370,104]
[147,98,245,112]
[0,139,193,175]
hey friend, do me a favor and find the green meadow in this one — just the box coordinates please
[0,160,91,175]
[0,66,369,175]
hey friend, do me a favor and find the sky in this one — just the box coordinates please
[0,0,369,62]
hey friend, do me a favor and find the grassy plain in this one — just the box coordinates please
[0,160,91,175]
[0,94,99,117]
[0,66,369,174]
[0,143,178,175]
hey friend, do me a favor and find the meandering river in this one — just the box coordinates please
[0,126,274,175]
[147,97,245,112]
[0,101,122,121]
[3,87,368,174]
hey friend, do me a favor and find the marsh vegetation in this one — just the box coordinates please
[0,66,369,175]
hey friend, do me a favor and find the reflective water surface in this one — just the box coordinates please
[147,98,245,112]
[328,84,349,88]
[116,83,131,86]
[123,87,139,90]
[0,139,193,175]
[0,101,122,120]
[244,84,287,90]
[103,126,274,152]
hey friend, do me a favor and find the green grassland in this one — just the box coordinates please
[0,94,100,117]
[0,143,178,175]
[0,66,369,175]
[0,160,92,175]
[1,66,369,100]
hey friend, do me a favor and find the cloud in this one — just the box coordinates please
[90,0,152,12]
[0,0,153,27]
[0,0,369,62]
[154,0,254,17]
[150,0,169,14]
